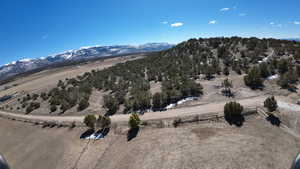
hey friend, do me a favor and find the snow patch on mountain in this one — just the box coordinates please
[0,43,174,81]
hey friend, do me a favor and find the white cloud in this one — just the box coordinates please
[270,22,282,28]
[208,20,217,24]
[161,21,168,24]
[220,8,230,12]
[42,34,48,39]
[293,21,300,25]
[239,13,247,17]
[170,22,183,27]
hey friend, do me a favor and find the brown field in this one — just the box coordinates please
[0,114,299,169]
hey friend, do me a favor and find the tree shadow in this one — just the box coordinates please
[288,86,298,93]
[221,89,235,97]
[250,85,265,91]
[225,115,245,127]
[80,129,95,139]
[127,127,140,141]
[266,114,281,126]
[95,128,110,138]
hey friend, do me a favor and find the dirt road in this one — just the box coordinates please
[0,96,266,124]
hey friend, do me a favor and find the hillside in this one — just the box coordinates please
[2,37,300,116]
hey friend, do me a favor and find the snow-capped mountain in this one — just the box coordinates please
[0,43,174,81]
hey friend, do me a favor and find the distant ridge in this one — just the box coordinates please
[0,43,174,81]
[283,38,300,42]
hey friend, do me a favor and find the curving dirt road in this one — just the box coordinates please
[0,96,266,124]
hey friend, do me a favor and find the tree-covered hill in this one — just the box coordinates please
[18,37,300,115]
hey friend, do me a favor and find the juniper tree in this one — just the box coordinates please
[83,114,97,129]
[244,66,263,89]
[264,96,278,112]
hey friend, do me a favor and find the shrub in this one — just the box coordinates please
[277,59,290,74]
[78,98,89,111]
[224,102,244,125]
[259,62,271,78]
[277,69,298,89]
[70,121,76,129]
[244,66,263,89]
[50,105,57,112]
[40,92,48,101]
[96,115,111,129]
[222,78,233,97]
[173,118,182,128]
[152,92,164,111]
[22,102,28,108]
[264,96,278,112]
[26,102,40,114]
[32,93,39,100]
[83,114,97,129]
[223,66,230,76]
[22,94,32,102]
[26,106,34,114]
[103,95,119,115]
[128,113,141,129]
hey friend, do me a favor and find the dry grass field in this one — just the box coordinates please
[0,115,299,169]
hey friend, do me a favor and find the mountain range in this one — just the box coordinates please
[0,43,174,81]
[284,38,300,42]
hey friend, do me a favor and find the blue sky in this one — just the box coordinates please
[0,0,300,66]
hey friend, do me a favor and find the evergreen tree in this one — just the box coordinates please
[259,62,271,78]
[96,115,111,129]
[264,96,278,112]
[224,102,244,125]
[223,66,230,76]
[128,113,141,129]
[83,114,97,129]
[244,66,263,89]
[222,78,233,97]
[103,95,119,115]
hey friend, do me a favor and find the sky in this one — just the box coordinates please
[0,0,300,66]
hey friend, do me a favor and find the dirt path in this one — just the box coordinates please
[0,96,266,124]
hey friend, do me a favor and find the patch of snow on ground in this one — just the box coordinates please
[166,97,199,109]
[166,103,176,109]
[84,133,104,140]
[278,101,300,111]
[267,74,279,80]
[177,97,198,105]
